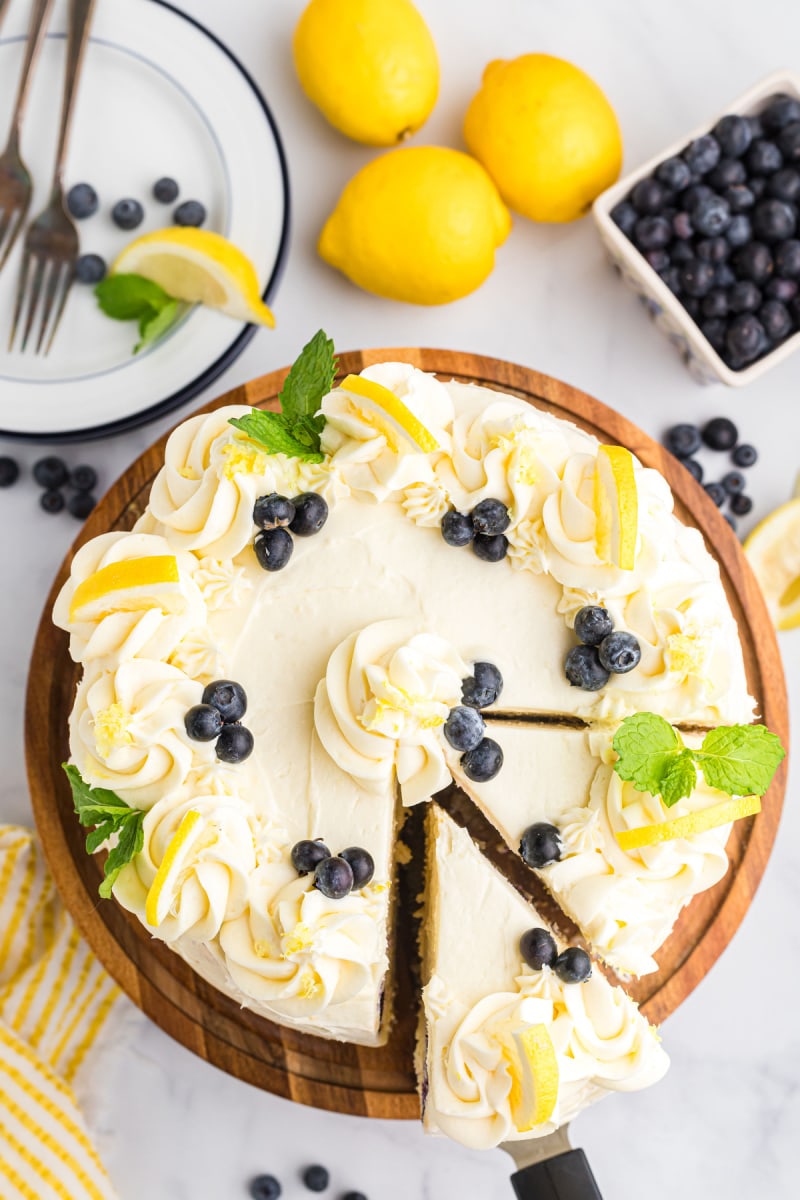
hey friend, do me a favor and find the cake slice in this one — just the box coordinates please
[420,806,668,1149]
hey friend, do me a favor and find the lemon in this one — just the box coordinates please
[744,497,800,630]
[616,794,761,853]
[594,445,638,570]
[69,556,182,623]
[502,1024,559,1130]
[319,146,511,305]
[112,229,275,326]
[464,54,623,223]
[340,373,440,452]
[293,0,439,146]
[145,809,204,927]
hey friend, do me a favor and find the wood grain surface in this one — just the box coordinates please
[25,349,789,1119]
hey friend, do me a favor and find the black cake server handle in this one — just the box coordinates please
[505,1127,603,1200]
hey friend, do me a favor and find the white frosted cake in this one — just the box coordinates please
[54,338,782,1145]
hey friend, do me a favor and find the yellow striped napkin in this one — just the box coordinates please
[0,826,121,1199]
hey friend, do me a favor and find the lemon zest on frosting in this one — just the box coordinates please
[665,630,712,682]
[283,923,314,957]
[93,703,134,757]
[489,423,540,485]
[219,440,270,480]
[298,970,321,999]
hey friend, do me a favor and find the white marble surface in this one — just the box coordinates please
[2,0,800,1195]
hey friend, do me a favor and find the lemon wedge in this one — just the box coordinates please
[145,809,205,927]
[744,497,800,630]
[502,1024,559,1131]
[69,555,182,623]
[340,373,441,453]
[594,444,638,570]
[616,794,761,852]
[112,228,275,326]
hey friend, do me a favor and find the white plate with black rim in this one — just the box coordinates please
[0,0,289,441]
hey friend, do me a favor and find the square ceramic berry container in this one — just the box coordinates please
[593,70,800,386]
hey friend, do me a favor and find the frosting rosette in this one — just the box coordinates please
[320,363,453,500]
[69,660,213,808]
[53,531,206,666]
[113,791,260,942]
[219,864,387,1017]
[315,619,467,805]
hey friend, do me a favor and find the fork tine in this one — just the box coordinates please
[36,259,65,353]
[19,253,47,352]
[43,264,74,356]
[8,244,33,350]
[0,206,26,274]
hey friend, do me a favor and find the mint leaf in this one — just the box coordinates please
[135,299,180,354]
[695,725,786,796]
[660,750,698,808]
[95,274,172,322]
[228,410,324,463]
[279,329,336,422]
[612,713,684,797]
[62,764,146,898]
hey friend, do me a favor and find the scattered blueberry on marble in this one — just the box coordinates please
[67,491,96,520]
[254,527,294,572]
[249,1176,281,1200]
[202,680,247,723]
[289,492,328,537]
[721,470,746,494]
[704,482,726,506]
[519,823,563,870]
[730,492,754,515]
[471,497,510,536]
[683,458,704,483]
[732,442,758,467]
[340,846,375,888]
[460,737,503,783]
[461,661,503,709]
[66,182,99,219]
[725,512,739,532]
[314,857,354,900]
[33,455,68,489]
[40,489,65,514]
[520,927,558,971]
[564,644,610,692]
[174,199,206,227]
[554,947,592,984]
[112,198,144,230]
[443,705,486,752]
[184,703,224,742]
[253,492,296,530]
[341,1193,368,1200]
[702,417,738,450]
[153,176,180,204]
[69,464,98,491]
[441,509,474,547]
[0,456,19,487]
[472,532,509,562]
[573,605,614,646]
[215,723,254,764]
[664,423,702,459]
[75,254,107,284]
[598,631,642,674]
[291,840,331,874]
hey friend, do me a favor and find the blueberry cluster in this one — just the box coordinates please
[520,927,592,984]
[250,1166,367,1198]
[564,606,641,692]
[443,661,504,782]
[664,416,756,531]
[67,177,207,285]
[1,453,98,518]
[441,497,510,562]
[611,92,800,369]
[252,491,328,572]
[184,680,254,764]
[290,838,375,900]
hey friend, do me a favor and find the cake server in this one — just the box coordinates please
[504,1125,603,1199]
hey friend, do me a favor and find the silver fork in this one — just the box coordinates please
[9,0,97,355]
[0,0,57,274]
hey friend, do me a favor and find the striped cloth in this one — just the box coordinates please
[0,826,121,1199]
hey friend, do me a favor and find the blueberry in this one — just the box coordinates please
[713,263,736,288]
[748,175,768,198]
[697,237,730,264]
[564,644,610,691]
[339,846,375,888]
[202,680,247,723]
[291,840,331,874]
[598,631,641,674]
[153,176,179,203]
[645,249,670,272]
[765,277,798,301]
[462,662,503,709]
[777,121,800,163]
[702,416,738,450]
[520,927,558,970]
[672,211,694,240]
[302,1165,330,1193]
[660,266,682,294]
[729,281,762,313]
[775,239,800,277]
[40,489,64,514]
[683,135,721,176]
[763,94,800,132]
[33,456,68,489]
[656,157,692,191]
[75,254,106,284]
[730,492,754,515]
[111,198,144,230]
[254,527,293,571]
[69,464,97,491]
[726,313,767,364]
[471,532,508,562]
[554,947,592,984]
[683,458,704,483]
[443,705,486,751]
[767,167,800,203]
[216,723,254,764]
[67,491,96,519]
[733,241,773,283]
[713,114,752,158]
[704,482,726,506]
[732,443,758,467]
[725,513,739,532]
[746,140,783,175]
[753,199,796,242]
[700,318,727,352]
[471,497,510,536]
[341,1194,367,1200]
[708,158,746,189]
[758,298,793,342]
[679,259,715,297]
[66,183,98,219]
[184,703,224,741]
[250,1176,281,1200]
[631,177,667,214]
[520,823,563,869]
[725,214,752,247]
[673,241,695,265]
[0,457,19,487]
[633,215,671,251]
[701,289,729,318]
[682,184,714,212]
[747,115,765,141]
[460,737,504,782]
[253,492,295,530]
[314,857,353,900]
[573,604,614,645]
[441,510,474,547]
[289,492,328,536]
[724,184,755,212]
[174,200,206,227]
[610,200,637,236]
[721,470,746,494]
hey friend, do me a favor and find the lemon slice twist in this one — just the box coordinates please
[616,794,761,852]
[594,444,638,570]
[340,373,441,454]
[145,809,204,928]
[502,1023,559,1131]
[69,555,182,623]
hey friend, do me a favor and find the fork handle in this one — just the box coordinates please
[8,0,57,145]
[52,0,97,189]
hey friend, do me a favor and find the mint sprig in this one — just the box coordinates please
[228,329,336,463]
[63,764,145,898]
[612,713,785,808]
[95,274,181,355]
